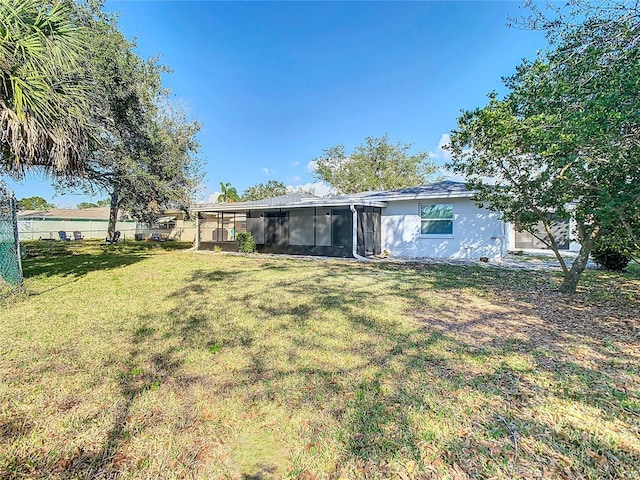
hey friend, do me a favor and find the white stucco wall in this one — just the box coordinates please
[381,198,506,259]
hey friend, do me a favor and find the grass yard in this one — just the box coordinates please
[1,244,639,479]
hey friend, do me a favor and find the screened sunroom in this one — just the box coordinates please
[192,193,385,258]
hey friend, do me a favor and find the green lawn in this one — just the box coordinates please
[1,245,639,479]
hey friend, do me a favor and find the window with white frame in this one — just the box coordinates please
[420,203,453,235]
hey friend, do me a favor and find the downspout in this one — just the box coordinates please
[501,220,508,258]
[195,212,201,250]
[350,204,369,261]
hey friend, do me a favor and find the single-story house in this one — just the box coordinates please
[17,207,200,242]
[17,207,139,241]
[191,181,579,259]
[147,210,196,241]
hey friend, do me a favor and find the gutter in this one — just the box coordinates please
[191,198,387,213]
[349,204,369,261]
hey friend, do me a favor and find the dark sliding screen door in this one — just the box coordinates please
[266,212,289,246]
[331,209,351,249]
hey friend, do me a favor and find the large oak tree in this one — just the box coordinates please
[54,4,202,237]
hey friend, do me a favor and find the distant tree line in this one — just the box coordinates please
[16,196,55,211]
[215,180,315,203]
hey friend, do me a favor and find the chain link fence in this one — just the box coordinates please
[0,181,22,294]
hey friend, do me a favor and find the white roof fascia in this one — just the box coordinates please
[361,191,476,202]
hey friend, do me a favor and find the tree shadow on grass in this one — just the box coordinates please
[51,322,184,479]
[23,253,150,280]
[20,255,635,479]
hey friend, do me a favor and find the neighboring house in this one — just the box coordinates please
[17,207,140,240]
[192,181,538,259]
[147,210,196,241]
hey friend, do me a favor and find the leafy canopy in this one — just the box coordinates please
[313,134,440,195]
[16,196,55,211]
[241,180,288,201]
[447,0,640,293]
[54,4,202,233]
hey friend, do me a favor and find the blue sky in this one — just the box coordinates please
[7,1,548,206]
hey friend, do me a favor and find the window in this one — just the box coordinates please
[420,203,453,235]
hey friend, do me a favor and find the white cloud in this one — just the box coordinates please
[305,160,318,173]
[429,133,452,162]
[201,191,221,203]
[286,181,335,197]
[440,172,468,183]
[261,167,270,174]
[291,175,301,182]
[290,161,300,167]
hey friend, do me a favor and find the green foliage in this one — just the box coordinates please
[217,182,240,203]
[236,232,256,253]
[591,247,631,272]
[313,134,440,195]
[77,199,109,209]
[77,202,97,209]
[0,0,98,178]
[241,180,287,201]
[16,196,54,211]
[447,1,640,293]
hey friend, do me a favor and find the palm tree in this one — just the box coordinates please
[0,0,97,178]
[217,181,239,203]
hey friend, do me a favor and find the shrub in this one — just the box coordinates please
[591,246,631,271]
[236,232,256,253]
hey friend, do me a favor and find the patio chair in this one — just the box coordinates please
[73,231,84,241]
[105,231,121,244]
[58,231,71,241]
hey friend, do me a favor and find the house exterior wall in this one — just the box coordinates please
[381,198,506,259]
[505,220,580,253]
[149,219,196,242]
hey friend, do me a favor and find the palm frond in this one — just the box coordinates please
[0,0,97,178]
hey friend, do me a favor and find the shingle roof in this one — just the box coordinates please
[354,181,473,200]
[243,192,320,206]
[203,192,321,209]
[192,181,474,213]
